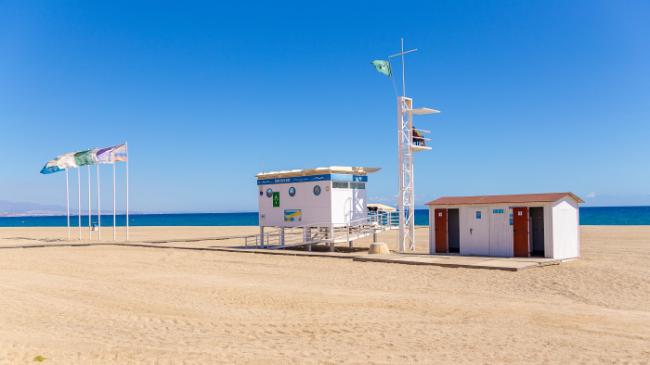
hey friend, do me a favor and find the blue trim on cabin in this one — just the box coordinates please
[257,174,368,185]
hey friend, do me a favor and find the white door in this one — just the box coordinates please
[489,207,512,256]
[464,207,489,255]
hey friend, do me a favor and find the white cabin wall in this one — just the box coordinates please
[258,181,332,227]
[330,187,367,226]
[551,198,580,259]
[352,187,367,222]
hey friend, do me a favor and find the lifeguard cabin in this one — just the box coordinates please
[256,166,379,248]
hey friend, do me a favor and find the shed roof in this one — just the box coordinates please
[425,192,584,206]
[256,166,380,179]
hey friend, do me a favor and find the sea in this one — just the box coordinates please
[1,206,650,227]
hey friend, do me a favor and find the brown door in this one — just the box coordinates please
[434,209,448,253]
[513,207,529,257]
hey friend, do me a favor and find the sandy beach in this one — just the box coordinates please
[0,226,648,364]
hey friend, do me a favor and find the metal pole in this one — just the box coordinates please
[125,142,129,241]
[87,165,91,240]
[113,162,116,241]
[65,169,70,240]
[401,37,406,97]
[97,164,101,240]
[397,96,405,252]
[77,168,81,240]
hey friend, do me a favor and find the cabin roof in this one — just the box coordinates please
[425,192,584,206]
[256,166,380,179]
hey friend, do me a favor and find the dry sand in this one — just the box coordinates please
[0,226,648,364]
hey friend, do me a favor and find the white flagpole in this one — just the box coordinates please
[97,164,101,240]
[77,168,81,240]
[88,165,92,240]
[125,142,129,241]
[113,162,116,241]
[65,169,70,240]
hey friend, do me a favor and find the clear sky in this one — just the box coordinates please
[1,0,648,212]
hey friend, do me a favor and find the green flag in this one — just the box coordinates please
[371,60,391,77]
[74,149,95,166]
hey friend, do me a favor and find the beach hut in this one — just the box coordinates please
[426,193,583,259]
[257,166,379,245]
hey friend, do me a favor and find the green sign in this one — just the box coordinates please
[272,192,280,207]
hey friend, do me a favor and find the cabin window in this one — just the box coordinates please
[350,182,366,189]
[313,185,321,196]
[475,211,482,219]
[492,209,504,214]
[288,186,296,197]
[333,181,349,189]
[266,188,273,198]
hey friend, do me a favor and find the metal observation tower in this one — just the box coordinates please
[389,39,440,252]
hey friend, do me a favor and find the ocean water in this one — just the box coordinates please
[1,207,649,227]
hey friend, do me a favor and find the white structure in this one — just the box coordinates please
[257,166,379,244]
[388,39,440,253]
[427,193,583,260]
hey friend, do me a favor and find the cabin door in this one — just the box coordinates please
[434,209,448,253]
[513,207,529,257]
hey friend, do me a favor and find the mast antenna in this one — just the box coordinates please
[388,38,439,252]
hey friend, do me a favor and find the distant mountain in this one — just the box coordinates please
[0,200,66,217]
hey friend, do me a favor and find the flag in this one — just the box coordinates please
[40,160,63,174]
[371,60,391,77]
[112,143,128,162]
[57,152,78,169]
[95,146,115,164]
[95,143,127,164]
[74,150,95,166]
[40,152,78,174]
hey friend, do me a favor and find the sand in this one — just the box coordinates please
[0,226,648,364]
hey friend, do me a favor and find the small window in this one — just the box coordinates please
[333,181,349,189]
[259,190,263,196]
[492,209,504,214]
[350,182,366,189]
[313,185,321,196]
[475,211,482,219]
[288,186,296,197]
[266,188,273,198]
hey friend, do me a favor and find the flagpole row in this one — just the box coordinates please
[39,143,129,243]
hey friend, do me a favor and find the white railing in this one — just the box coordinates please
[247,211,399,249]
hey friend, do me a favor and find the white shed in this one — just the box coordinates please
[426,193,583,260]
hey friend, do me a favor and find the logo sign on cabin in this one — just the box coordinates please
[272,192,280,207]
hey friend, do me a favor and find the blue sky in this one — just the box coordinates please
[1,0,649,212]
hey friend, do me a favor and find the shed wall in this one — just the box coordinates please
[551,198,580,259]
